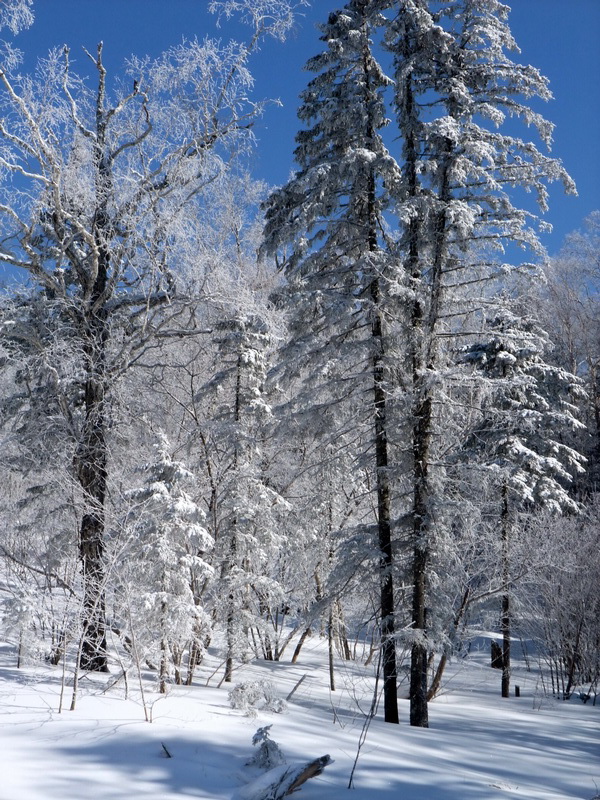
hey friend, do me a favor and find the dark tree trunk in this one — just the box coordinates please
[501,592,511,698]
[76,312,109,673]
[398,67,431,728]
[75,60,113,673]
[361,23,398,724]
[407,152,431,729]
[223,349,246,683]
[291,627,311,664]
[491,640,504,669]
[501,483,510,698]
[371,279,399,724]
[409,501,430,727]
[328,608,336,692]
[223,582,235,683]
[563,606,585,700]
[406,119,452,727]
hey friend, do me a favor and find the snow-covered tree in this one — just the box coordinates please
[516,500,600,701]
[0,0,32,36]
[0,1,304,670]
[460,295,585,696]
[263,0,404,724]
[540,212,600,489]
[383,0,574,727]
[122,435,213,692]
[0,287,85,666]
[200,313,292,680]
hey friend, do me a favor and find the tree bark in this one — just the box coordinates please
[371,278,399,724]
[501,483,510,698]
[76,283,109,673]
[361,21,399,724]
[402,71,431,728]
[328,608,336,692]
[291,627,311,664]
[406,111,453,727]
[75,49,113,672]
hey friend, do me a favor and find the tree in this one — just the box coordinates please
[540,212,600,489]
[200,312,291,680]
[460,295,585,696]
[0,0,33,36]
[384,0,574,726]
[123,435,213,693]
[523,503,600,701]
[0,287,87,666]
[0,8,298,669]
[263,0,403,723]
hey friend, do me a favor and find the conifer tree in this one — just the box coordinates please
[384,0,574,726]
[461,297,585,697]
[263,0,403,723]
[124,435,214,692]
[198,313,291,679]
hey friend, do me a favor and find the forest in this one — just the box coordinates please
[0,0,598,765]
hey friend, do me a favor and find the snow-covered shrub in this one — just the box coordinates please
[246,726,286,769]
[228,680,287,717]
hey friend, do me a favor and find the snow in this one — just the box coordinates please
[0,635,597,800]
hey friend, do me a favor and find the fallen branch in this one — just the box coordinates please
[160,742,172,759]
[286,674,308,703]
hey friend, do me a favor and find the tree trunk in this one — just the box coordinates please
[400,70,430,728]
[328,608,336,692]
[76,69,113,673]
[370,251,398,726]
[408,206,432,728]
[362,26,398,722]
[408,173,452,726]
[409,525,430,727]
[291,627,311,664]
[428,652,447,701]
[223,351,244,683]
[501,592,510,698]
[501,483,510,698]
[224,601,235,683]
[76,318,109,673]
[335,599,352,661]
[564,609,585,699]
[427,587,471,701]
[185,640,201,685]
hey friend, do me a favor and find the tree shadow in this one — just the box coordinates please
[51,733,246,799]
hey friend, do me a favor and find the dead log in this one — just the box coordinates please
[238,755,332,800]
[287,755,331,793]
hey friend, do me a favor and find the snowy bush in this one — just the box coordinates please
[246,726,286,769]
[228,680,287,717]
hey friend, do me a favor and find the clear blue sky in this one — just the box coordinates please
[15,0,600,256]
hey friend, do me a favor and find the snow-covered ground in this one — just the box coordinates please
[0,634,597,800]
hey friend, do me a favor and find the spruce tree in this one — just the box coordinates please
[124,435,214,692]
[263,0,403,723]
[461,297,585,697]
[384,0,574,726]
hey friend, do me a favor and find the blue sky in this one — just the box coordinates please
[15,0,600,256]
